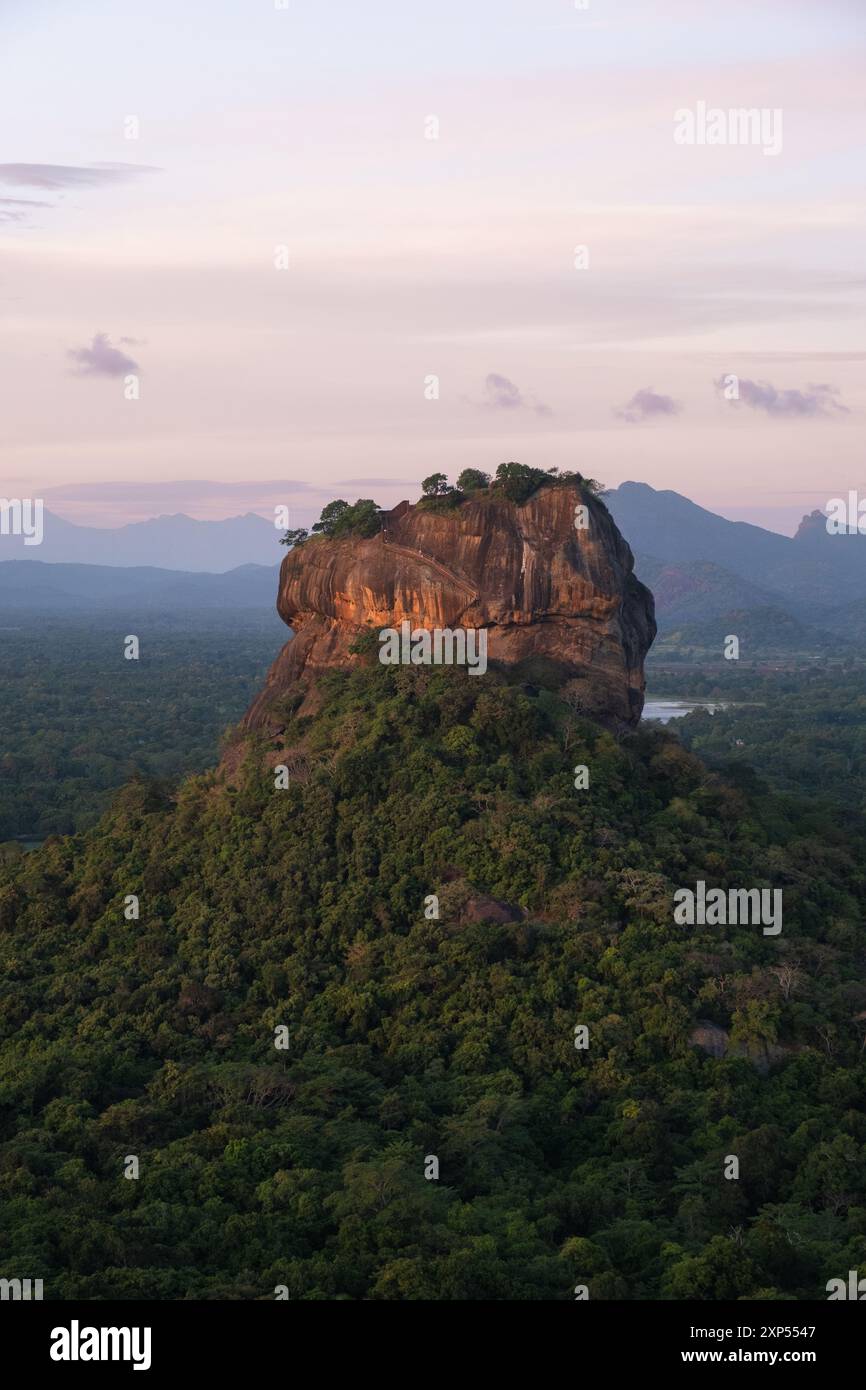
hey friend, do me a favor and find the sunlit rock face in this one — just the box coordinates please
[243,485,656,732]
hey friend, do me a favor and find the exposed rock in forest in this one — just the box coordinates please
[243,483,655,734]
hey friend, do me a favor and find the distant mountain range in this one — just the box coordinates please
[604,482,866,643]
[0,560,280,613]
[1,485,863,646]
[0,509,280,572]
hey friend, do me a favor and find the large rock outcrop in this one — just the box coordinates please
[243,484,655,733]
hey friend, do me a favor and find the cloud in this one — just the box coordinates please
[715,375,849,417]
[0,195,53,224]
[42,480,317,503]
[615,388,681,424]
[335,476,420,488]
[67,333,140,377]
[475,372,552,416]
[0,162,158,190]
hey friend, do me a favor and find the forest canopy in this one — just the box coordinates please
[1,658,865,1299]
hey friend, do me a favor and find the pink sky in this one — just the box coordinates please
[1,0,864,534]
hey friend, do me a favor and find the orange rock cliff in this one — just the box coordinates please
[242,483,656,733]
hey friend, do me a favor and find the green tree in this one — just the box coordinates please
[312,500,350,535]
[492,461,548,503]
[456,469,490,492]
[312,499,381,539]
[421,472,449,497]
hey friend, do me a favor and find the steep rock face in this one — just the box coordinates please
[243,485,655,732]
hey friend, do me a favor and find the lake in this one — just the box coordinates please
[642,699,728,724]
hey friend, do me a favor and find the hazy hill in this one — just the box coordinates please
[651,604,842,659]
[0,560,281,613]
[0,510,279,572]
[607,481,866,611]
[631,553,789,626]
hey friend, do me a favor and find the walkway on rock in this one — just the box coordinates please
[378,533,480,604]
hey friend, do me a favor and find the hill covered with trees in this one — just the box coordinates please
[1,657,865,1300]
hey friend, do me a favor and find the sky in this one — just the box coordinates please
[1,0,865,534]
